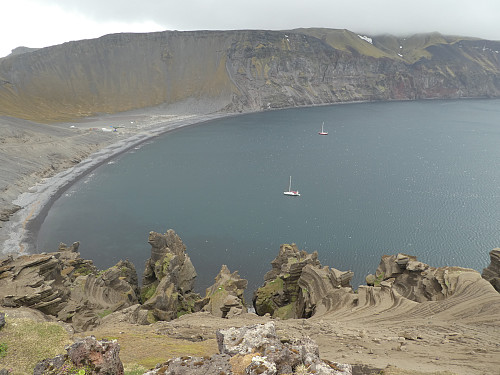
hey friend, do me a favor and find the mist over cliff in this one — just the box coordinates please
[1,28,500,122]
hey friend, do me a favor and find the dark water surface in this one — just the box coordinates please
[38,99,500,294]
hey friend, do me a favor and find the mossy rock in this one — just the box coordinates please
[146,310,157,324]
[273,303,296,320]
[254,277,284,316]
[140,283,157,303]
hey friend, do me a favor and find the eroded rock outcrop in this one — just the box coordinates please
[145,322,351,375]
[139,230,249,322]
[0,243,140,332]
[0,242,92,315]
[199,264,248,318]
[33,336,124,375]
[57,259,140,332]
[368,253,479,302]
[253,243,353,319]
[140,230,201,322]
[0,228,251,330]
[482,248,500,293]
[322,252,500,324]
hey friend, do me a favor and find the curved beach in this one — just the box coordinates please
[0,100,237,257]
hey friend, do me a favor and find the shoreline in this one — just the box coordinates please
[2,97,497,260]
[0,98,372,259]
[0,107,239,257]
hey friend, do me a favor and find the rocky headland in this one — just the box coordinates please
[1,231,500,374]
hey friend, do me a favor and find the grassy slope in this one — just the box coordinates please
[294,28,394,58]
[0,310,461,375]
[0,316,72,375]
[0,311,217,375]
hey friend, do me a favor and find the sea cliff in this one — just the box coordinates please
[1,29,500,123]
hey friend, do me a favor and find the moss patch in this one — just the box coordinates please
[274,303,295,320]
[97,309,113,319]
[374,272,385,286]
[140,283,157,303]
[162,253,175,275]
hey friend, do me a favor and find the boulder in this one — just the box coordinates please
[144,354,233,375]
[482,248,500,293]
[253,243,353,319]
[199,264,248,318]
[140,230,202,322]
[146,322,351,375]
[216,322,281,356]
[33,336,124,375]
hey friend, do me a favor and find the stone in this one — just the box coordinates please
[400,330,420,341]
[33,355,67,375]
[33,336,124,375]
[245,355,277,375]
[143,354,233,375]
[67,337,124,374]
[482,248,500,293]
[216,322,281,356]
[365,274,376,286]
[0,312,5,330]
[214,322,352,375]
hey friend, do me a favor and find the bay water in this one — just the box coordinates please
[37,99,500,296]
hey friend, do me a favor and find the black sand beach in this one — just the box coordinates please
[0,99,236,257]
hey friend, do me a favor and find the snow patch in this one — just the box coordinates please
[358,35,373,44]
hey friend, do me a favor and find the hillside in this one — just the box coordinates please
[1,28,499,122]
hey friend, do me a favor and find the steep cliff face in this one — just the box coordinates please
[0,28,499,122]
[0,31,236,121]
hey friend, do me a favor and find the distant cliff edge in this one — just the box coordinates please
[1,28,500,122]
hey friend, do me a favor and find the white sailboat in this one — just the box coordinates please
[284,176,300,196]
[318,121,328,135]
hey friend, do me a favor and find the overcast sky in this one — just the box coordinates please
[1,0,499,58]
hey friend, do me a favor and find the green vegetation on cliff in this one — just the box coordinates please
[1,29,499,123]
